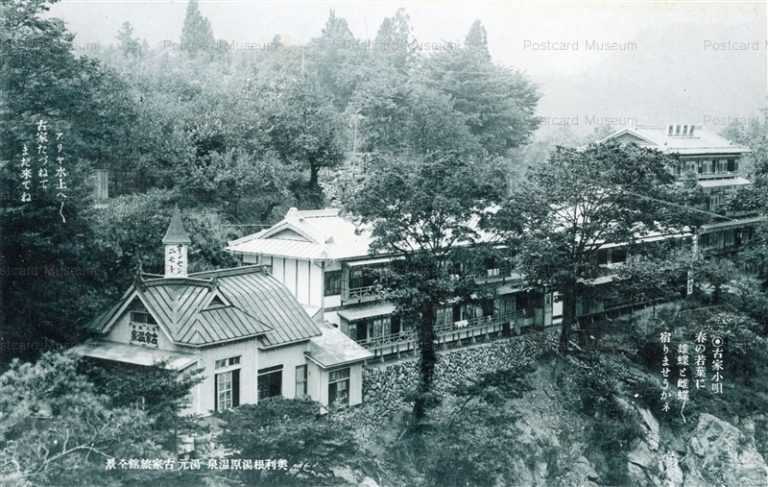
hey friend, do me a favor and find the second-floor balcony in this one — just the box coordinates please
[343,284,382,305]
[356,310,538,359]
[340,261,520,305]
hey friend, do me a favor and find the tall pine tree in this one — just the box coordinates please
[180,0,216,55]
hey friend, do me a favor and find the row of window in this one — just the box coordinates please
[699,228,752,250]
[213,359,349,412]
[348,293,544,343]
[672,159,739,176]
[323,259,511,297]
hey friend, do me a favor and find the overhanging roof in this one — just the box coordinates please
[337,302,396,322]
[71,340,197,370]
[701,216,766,232]
[346,257,393,267]
[306,323,373,368]
[698,177,751,189]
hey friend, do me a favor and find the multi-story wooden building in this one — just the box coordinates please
[599,123,760,255]
[228,123,760,360]
[73,208,371,414]
[227,208,557,360]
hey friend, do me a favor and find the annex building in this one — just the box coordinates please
[73,208,371,415]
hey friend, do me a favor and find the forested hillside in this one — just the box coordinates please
[0,0,539,362]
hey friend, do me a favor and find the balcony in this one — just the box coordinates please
[341,284,382,305]
[357,311,522,359]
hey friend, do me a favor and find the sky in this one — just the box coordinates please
[50,0,768,136]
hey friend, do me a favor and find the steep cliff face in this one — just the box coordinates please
[626,412,768,487]
[508,360,768,487]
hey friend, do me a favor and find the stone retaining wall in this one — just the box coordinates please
[360,328,559,415]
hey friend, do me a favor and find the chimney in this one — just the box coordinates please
[689,125,695,136]
[162,206,191,278]
[667,124,674,136]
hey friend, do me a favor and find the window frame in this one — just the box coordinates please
[215,356,241,370]
[324,270,342,296]
[215,368,240,412]
[295,365,308,399]
[257,365,283,401]
[130,310,156,325]
[328,367,350,409]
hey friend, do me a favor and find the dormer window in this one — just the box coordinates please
[130,311,157,325]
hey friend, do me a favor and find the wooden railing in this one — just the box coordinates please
[357,311,521,358]
[342,285,381,305]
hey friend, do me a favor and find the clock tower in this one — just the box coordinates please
[162,206,191,278]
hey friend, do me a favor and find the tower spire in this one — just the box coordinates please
[163,206,191,278]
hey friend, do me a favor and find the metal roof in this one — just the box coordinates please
[698,177,751,189]
[162,207,192,244]
[91,266,321,348]
[306,322,373,368]
[337,302,396,322]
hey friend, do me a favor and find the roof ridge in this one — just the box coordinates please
[142,277,214,288]
[189,264,269,278]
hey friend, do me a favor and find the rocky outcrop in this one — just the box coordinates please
[628,410,768,487]
[682,413,768,487]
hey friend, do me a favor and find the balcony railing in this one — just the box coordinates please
[357,311,522,358]
[342,285,381,305]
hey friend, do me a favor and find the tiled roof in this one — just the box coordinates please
[227,208,373,261]
[227,208,501,262]
[601,125,751,155]
[90,266,321,348]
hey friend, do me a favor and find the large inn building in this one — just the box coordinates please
[227,123,762,360]
[71,122,762,414]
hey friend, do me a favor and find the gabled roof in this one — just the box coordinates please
[599,124,751,156]
[227,207,502,262]
[90,265,321,348]
[227,208,373,261]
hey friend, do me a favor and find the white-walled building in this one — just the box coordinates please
[599,123,760,254]
[226,125,762,358]
[73,208,371,415]
[227,208,555,359]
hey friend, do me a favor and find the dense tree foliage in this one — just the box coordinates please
[491,142,688,353]
[216,398,368,485]
[180,0,216,56]
[348,153,510,420]
[0,353,182,486]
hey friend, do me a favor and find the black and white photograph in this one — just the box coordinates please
[1,0,768,485]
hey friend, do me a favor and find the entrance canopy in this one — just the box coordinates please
[70,340,197,371]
